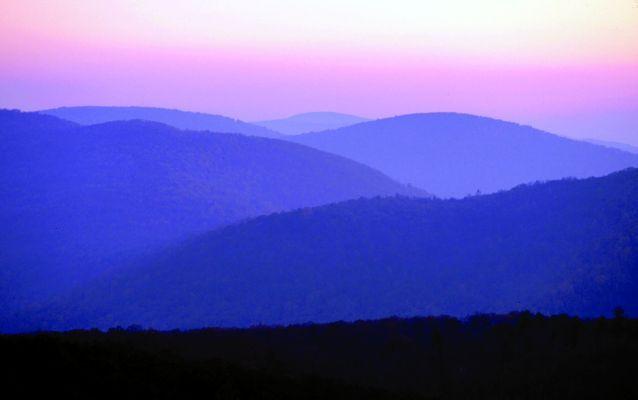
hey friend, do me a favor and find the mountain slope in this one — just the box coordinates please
[24,169,638,331]
[0,110,422,314]
[254,112,369,135]
[40,106,282,138]
[290,113,638,197]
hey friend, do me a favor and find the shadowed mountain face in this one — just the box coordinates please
[22,169,638,331]
[0,110,422,316]
[291,113,638,198]
[254,112,369,135]
[41,106,282,138]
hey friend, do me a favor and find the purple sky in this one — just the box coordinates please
[1,1,636,144]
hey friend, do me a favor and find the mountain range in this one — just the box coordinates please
[40,106,282,138]
[254,112,370,135]
[4,106,638,333]
[291,113,638,197]
[17,168,638,331]
[0,110,421,317]
[586,138,638,154]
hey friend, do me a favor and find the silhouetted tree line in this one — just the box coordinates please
[1,334,418,400]
[3,312,636,399]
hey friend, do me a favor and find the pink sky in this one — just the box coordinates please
[1,1,637,144]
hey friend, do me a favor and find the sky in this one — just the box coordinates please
[0,0,637,144]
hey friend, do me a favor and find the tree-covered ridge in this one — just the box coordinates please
[2,335,418,400]
[22,169,638,331]
[4,313,636,399]
[291,113,638,197]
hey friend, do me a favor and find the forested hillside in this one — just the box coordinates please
[20,169,638,331]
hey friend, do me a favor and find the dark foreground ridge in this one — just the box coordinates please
[3,313,636,399]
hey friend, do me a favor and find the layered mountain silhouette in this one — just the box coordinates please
[0,110,422,317]
[586,138,638,154]
[41,106,282,138]
[20,169,638,331]
[254,112,369,135]
[290,113,638,197]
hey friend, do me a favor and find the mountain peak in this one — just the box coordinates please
[254,112,369,135]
